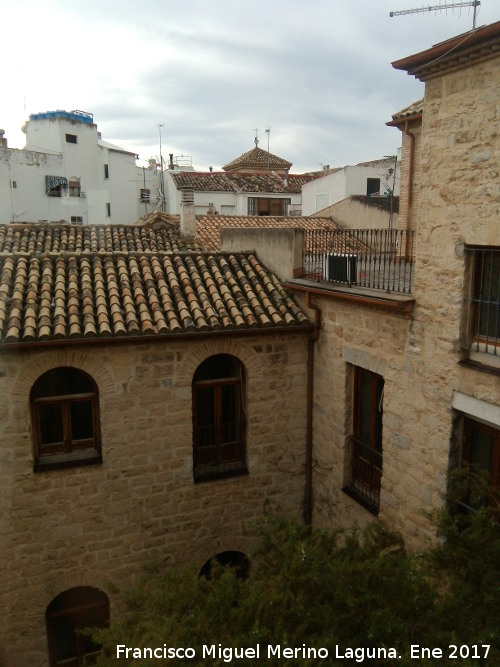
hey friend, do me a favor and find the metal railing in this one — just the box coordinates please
[300,228,415,294]
[343,436,382,514]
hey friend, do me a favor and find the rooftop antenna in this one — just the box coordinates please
[265,127,271,171]
[158,123,166,212]
[390,0,480,29]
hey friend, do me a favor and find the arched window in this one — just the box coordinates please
[199,550,250,580]
[46,586,109,667]
[192,354,246,481]
[31,367,101,471]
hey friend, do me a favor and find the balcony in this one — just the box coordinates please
[298,228,415,295]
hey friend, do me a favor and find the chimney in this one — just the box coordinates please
[0,130,7,149]
[180,188,196,237]
[169,153,174,170]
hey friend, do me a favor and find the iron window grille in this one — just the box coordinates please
[343,367,384,514]
[465,246,500,357]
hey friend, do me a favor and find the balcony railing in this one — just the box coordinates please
[299,228,415,294]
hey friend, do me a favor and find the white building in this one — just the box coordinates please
[301,157,400,217]
[162,145,321,217]
[0,111,160,225]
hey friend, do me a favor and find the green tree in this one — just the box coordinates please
[93,508,500,667]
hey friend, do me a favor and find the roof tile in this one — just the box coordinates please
[0,221,310,344]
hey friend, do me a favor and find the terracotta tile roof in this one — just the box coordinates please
[170,170,319,194]
[351,195,400,214]
[0,221,202,255]
[387,99,424,126]
[223,146,292,172]
[0,222,310,344]
[194,215,339,252]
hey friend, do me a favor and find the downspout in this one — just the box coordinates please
[304,290,321,526]
[403,119,415,260]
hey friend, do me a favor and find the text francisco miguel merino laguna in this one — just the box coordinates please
[116,644,400,662]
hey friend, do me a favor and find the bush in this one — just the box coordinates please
[93,510,500,667]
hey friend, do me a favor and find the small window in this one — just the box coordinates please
[71,216,83,224]
[11,180,17,189]
[65,133,78,144]
[366,178,381,196]
[106,203,111,217]
[104,164,109,179]
[31,367,101,471]
[343,366,384,514]
[140,188,150,202]
[46,586,109,667]
[193,354,246,482]
[68,180,81,197]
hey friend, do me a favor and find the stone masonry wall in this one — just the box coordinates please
[0,332,308,667]
[300,51,500,550]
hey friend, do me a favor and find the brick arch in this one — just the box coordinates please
[33,569,112,613]
[177,338,262,386]
[11,349,115,404]
[194,534,254,572]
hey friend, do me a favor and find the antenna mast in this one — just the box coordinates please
[390,1,480,29]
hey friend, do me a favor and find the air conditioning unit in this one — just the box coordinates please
[325,253,357,284]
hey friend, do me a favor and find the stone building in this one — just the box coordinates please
[0,220,311,666]
[2,19,500,667]
[225,20,500,547]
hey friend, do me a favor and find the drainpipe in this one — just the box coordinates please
[304,290,321,526]
[403,119,416,260]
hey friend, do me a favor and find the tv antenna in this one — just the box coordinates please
[390,1,480,30]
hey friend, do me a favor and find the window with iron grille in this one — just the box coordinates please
[343,366,384,514]
[465,246,500,359]
[31,367,102,471]
[46,587,109,667]
[457,416,500,513]
[193,354,246,482]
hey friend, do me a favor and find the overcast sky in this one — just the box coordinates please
[1,0,499,172]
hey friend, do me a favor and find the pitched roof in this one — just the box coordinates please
[170,170,319,194]
[0,222,310,344]
[391,21,500,81]
[223,146,292,172]
[387,99,424,126]
[351,195,400,214]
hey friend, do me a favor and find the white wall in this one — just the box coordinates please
[0,113,161,224]
[301,160,401,216]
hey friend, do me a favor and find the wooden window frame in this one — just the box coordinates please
[31,369,102,472]
[46,587,109,667]
[465,246,500,359]
[192,356,246,482]
[343,366,384,514]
